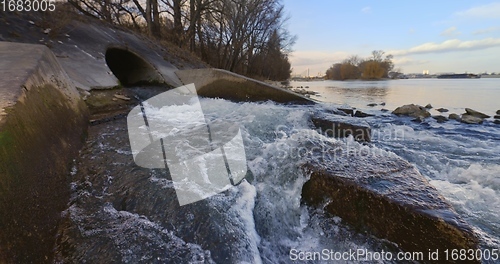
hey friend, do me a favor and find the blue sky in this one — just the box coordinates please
[285,1,500,76]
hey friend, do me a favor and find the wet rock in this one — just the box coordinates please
[412,116,425,123]
[380,102,386,106]
[381,108,389,112]
[432,115,448,123]
[461,114,483,124]
[302,146,479,262]
[425,103,433,109]
[310,115,371,142]
[494,115,500,119]
[495,120,500,125]
[292,88,317,96]
[337,108,354,116]
[354,110,374,118]
[465,108,490,118]
[392,104,430,119]
[497,110,500,115]
[367,103,377,107]
[448,113,461,121]
[436,108,449,113]
[323,108,348,116]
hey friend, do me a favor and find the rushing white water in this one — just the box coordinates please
[368,116,500,250]
[61,85,499,263]
[291,78,500,257]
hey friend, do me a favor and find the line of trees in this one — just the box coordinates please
[325,50,395,80]
[66,0,295,80]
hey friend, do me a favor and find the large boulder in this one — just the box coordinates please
[393,104,430,118]
[461,114,483,124]
[465,108,490,118]
[302,144,479,262]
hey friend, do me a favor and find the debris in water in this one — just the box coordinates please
[114,94,130,101]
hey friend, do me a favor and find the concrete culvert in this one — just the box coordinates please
[105,47,164,86]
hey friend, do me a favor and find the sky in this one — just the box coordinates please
[284,1,500,76]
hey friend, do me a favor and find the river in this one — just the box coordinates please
[55,80,500,263]
[292,78,500,117]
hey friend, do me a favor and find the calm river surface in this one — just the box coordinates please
[292,78,500,116]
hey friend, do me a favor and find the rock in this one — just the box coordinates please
[412,116,425,123]
[380,102,386,106]
[448,113,461,121]
[494,115,500,119]
[354,110,374,118]
[114,94,131,101]
[324,108,348,116]
[302,144,479,262]
[43,28,51,34]
[436,108,449,113]
[465,108,490,118]
[292,88,317,96]
[367,103,377,107]
[497,110,500,115]
[432,115,448,123]
[381,108,389,112]
[425,103,433,109]
[337,108,354,116]
[310,115,371,142]
[461,114,483,124]
[392,104,430,118]
[495,120,500,125]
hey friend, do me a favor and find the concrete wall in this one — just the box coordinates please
[176,68,315,104]
[0,42,89,263]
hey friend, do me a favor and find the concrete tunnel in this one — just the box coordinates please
[105,47,164,86]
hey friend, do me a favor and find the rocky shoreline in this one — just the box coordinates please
[391,103,499,125]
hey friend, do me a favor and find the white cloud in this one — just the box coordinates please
[389,38,500,56]
[361,6,371,14]
[455,2,500,19]
[473,26,500,35]
[392,57,429,67]
[440,26,461,37]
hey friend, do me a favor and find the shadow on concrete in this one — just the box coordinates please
[105,47,165,86]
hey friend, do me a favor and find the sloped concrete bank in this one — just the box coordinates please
[176,68,314,104]
[0,42,88,263]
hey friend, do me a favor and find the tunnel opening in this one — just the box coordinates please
[105,47,164,86]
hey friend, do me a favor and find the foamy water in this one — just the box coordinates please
[60,85,499,263]
[291,79,500,255]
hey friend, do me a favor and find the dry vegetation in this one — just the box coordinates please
[62,0,295,80]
